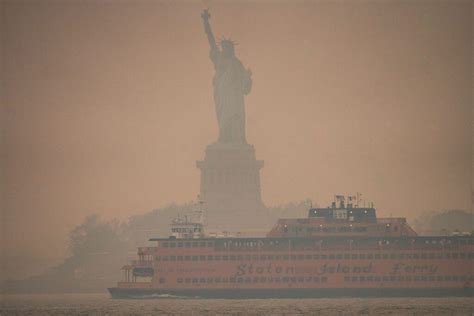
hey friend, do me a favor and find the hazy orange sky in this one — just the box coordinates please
[1,0,472,278]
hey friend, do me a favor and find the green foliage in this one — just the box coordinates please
[413,209,473,235]
[68,215,128,261]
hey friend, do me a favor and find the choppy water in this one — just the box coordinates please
[1,293,473,315]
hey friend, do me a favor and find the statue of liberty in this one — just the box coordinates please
[201,9,252,144]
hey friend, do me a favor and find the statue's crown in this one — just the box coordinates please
[220,36,237,47]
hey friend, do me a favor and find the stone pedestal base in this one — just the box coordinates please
[196,142,266,230]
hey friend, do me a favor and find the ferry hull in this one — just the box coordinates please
[108,287,474,299]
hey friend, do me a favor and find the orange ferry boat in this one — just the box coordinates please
[109,197,473,298]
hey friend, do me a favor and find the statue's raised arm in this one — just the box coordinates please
[201,10,218,52]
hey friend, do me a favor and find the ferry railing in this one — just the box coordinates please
[131,260,153,266]
[137,247,155,254]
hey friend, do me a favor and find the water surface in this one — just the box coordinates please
[1,293,473,315]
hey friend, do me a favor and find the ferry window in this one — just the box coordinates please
[397,276,404,282]
[192,242,198,248]
[398,254,404,260]
[445,253,451,259]
[177,278,183,284]
[413,253,419,259]
[421,276,427,281]
[260,277,266,283]
[268,277,274,283]
[460,276,466,281]
[170,256,176,261]
[452,253,458,259]
[329,254,335,260]
[390,253,396,260]
[192,256,198,261]
[170,242,176,248]
[367,276,373,282]
[199,255,206,261]
[352,276,357,282]
[224,277,230,283]
[177,242,183,248]
[282,277,289,283]
[374,276,381,282]
[405,276,412,282]
[230,255,236,261]
[367,254,373,260]
[291,255,297,260]
[344,276,350,282]
[321,254,327,260]
[159,278,166,284]
[163,256,169,261]
[360,276,365,282]
[163,242,169,248]
[207,255,213,261]
[460,253,466,259]
[382,254,388,260]
[298,255,305,260]
[351,254,358,260]
[314,277,320,283]
[260,255,266,260]
[200,278,205,283]
[215,277,221,283]
[390,276,396,282]
[185,256,190,261]
[429,276,435,282]
[429,253,435,259]
[199,242,206,247]
[469,253,474,259]
[344,254,350,260]
[237,278,243,283]
[437,276,443,282]
[336,254,343,260]
[275,277,281,283]
[253,255,259,260]
[359,254,366,260]
[414,276,420,282]
[237,255,243,261]
[178,256,183,261]
[223,256,228,261]
[453,275,458,281]
[252,277,259,283]
[290,277,296,283]
[383,276,389,282]
[375,254,381,260]
[207,277,213,283]
[155,256,161,261]
[245,255,251,260]
[215,256,221,261]
[207,242,214,247]
[283,255,289,260]
[298,276,304,283]
[313,255,320,260]
[421,253,427,259]
[436,253,443,259]
[305,255,312,260]
[185,242,191,248]
[185,278,191,284]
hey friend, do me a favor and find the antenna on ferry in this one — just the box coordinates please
[197,194,205,224]
[356,192,362,208]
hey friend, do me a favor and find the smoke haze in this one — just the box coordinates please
[1,1,472,279]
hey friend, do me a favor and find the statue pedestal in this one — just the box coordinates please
[196,142,266,230]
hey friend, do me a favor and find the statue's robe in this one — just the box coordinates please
[210,48,252,144]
